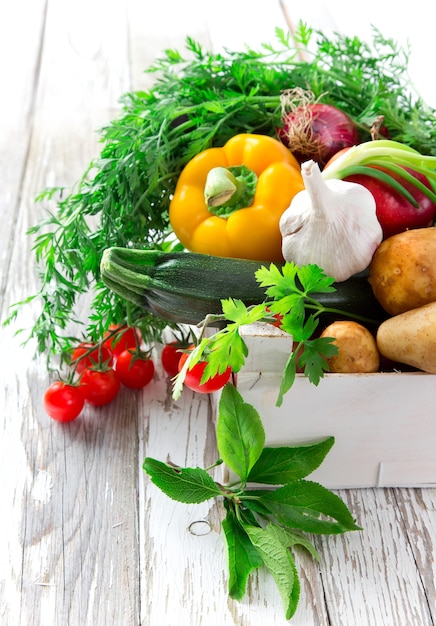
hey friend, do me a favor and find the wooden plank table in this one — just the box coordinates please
[1,1,435,624]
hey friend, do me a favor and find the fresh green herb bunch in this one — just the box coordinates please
[6,24,436,366]
[144,383,361,619]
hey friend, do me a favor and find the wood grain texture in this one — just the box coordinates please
[1,2,435,625]
[0,0,46,298]
[315,489,434,626]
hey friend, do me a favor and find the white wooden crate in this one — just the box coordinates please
[211,323,436,489]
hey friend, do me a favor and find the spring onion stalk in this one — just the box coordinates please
[322,140,436,206]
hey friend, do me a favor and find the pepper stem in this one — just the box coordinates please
[204,165,257,217]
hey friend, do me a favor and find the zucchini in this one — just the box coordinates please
[100,247,388,326]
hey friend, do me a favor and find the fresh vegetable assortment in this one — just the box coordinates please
[6,25,436,368]
[5,23,436,620]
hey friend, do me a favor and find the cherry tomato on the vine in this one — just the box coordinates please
[115,350,155,389]
[161,341,183,378]
[178,349,231,394]
[80,368,120,406]
[43,381,85,422]
[71,342,113,374]
[103,325,142,358]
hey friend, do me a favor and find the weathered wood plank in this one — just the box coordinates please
[0,0,46,297]
[314,489,435,626]
[0,1,142,624]
[394,488,436,622]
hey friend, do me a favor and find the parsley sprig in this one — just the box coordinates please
[144,383,361,619]
[4,24,436,367]
[174,262,348,406]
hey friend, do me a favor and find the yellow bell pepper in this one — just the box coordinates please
[169,133,304,262]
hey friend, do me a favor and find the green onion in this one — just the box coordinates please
[322,140,436,204]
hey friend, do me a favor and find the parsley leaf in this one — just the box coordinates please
[174,262,341,406]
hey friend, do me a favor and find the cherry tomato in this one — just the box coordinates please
[115,350,155,389]
[80,368,120,406]
[161,341,183,377]
[43,381,85,422]
[178,349,231,394]
[265,306,283,328]
[103,325,142,358]
[71,342,113,373]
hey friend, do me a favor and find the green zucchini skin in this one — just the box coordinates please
[100,247,388,327]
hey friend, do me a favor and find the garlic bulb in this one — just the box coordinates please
[279,159,383,282]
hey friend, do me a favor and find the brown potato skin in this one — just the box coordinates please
[376,301,436,373]
[369,227,436,316]
[320,321,380,373]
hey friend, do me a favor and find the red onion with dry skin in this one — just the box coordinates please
[277,88,361,167]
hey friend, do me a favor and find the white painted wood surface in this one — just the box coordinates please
[225,324,436,489]
[1,1,435,625]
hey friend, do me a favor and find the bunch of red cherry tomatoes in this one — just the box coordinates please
[43,325,231,423]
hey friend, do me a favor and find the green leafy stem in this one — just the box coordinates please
[143,384,361,619]
[322,139,436,207]
[173,262,349,406]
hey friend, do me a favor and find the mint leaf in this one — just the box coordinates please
[216,384,265,483]
[247,437,335,484]
[270,525,321,562]
[246,480,362,534]
[222,505,263,600]
[242,523,300,620]
[143,457,222,503]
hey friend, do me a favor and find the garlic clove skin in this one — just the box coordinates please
[279,159,383,282]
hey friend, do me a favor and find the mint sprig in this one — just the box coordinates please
[143,384,361,620]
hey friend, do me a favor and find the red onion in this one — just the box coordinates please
[277,89,361,167]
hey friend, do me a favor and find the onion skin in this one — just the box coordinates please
[278,103,361,167]
[345,166,436,239]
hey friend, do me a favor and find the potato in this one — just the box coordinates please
[320,321,380,373]
[376,301,436,373]
[369,227,436,316]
